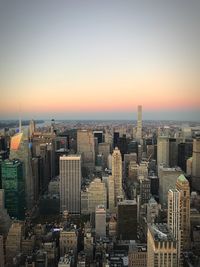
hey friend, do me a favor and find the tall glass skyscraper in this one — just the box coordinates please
[1,159,26,219]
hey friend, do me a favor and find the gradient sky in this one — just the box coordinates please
[0,0,200,120]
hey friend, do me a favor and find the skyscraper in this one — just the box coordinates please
[168,189,182,266]
[29,119,36,138]
[95,205,106,238]
[158,166,182,206]
[192,137,200,191]
[87,178,107,213]
[9,131,34,209]
[147,223,177,267]
[1,159,25,219]
[117,200,137,240]
[176,174,190,250]
[77,130,95,170]
[157,136,169,168]
[59,155,81,214]
[112,147,123,206]
[136,105,142,141]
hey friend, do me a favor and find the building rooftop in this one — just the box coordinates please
[177,174,188,183]
[118,200,137,206]
[149,223,176,242]
[2,159,21,167]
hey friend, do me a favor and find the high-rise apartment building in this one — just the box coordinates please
[192,137,200,191]
[112,147,123,206]
[176,174,190,250]
[59,155,81,214]
[136,105,142,141]
[1,159,25,219]
[147,223,177,267]
[77,130,95,170]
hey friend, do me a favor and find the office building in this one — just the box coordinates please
[94,131,103,143]
[147,223,177,267]
[98,142,110,168]
[192,137,200,191]
[157,136,169,168]
[95,205,106,238]
[158,166,182,206]
[108,175,115,212]
[60,229,77,257]
[148,175,159,197]
[169,138,178,167]
[117,135,128,160]
[178,141,193,172]
[168,189,182,266]
[128,243,147,267]
[112,147,123,206]
[1,159,25,219]
[124,153,137,176]
[176,174,191,250]
[81,178,107,213]
[138,161,148,179]
[77,130,95,169]
[128,161,138,182]
[140,178,151,205]
[6,222,24,267]
[117,200,137,240]
[9,131,34,209]
[60,155,81,214]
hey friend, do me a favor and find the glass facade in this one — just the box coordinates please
[1,159,26,219]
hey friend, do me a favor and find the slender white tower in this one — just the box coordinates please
[136,105,142,141]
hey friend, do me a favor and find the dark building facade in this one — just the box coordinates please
[117,200,137,240]
[178,141,193,172]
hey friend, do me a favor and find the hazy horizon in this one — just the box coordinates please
[1,109,200,122]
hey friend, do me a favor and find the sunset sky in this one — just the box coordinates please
[0,0,200,120]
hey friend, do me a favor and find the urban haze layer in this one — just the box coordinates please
[0,107,200,267]
[0,1,200,266]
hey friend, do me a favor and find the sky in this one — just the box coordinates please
[0,0,200,121]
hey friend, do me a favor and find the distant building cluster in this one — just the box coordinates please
[0,106,200,266]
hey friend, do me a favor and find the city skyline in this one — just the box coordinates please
[0,0,200,120]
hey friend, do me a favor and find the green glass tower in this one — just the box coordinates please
[1,159,26,219]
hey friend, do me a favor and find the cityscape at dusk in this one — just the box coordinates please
[0,1,200,267]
